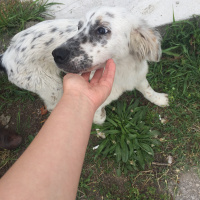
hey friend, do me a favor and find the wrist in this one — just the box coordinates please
[60,93,96,115]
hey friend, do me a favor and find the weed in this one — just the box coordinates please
[92,100,161,175]
[77,169,94,199]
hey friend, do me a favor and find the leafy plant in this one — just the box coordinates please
[92,100,161,175]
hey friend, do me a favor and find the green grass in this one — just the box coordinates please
[0,0,61,35]
[148,17,200,167]
[0,74,36,111]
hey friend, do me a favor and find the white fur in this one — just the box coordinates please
[1,7,168,124]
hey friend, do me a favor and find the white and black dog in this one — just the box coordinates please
[0,6,168,124]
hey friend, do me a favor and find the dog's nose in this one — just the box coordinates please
[52,48,70,64]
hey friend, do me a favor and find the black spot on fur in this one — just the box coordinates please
[101,40,107,45]
[31,45,35,49]
[66,28,73,33]
[90,12,95,19]
[11,69,13,73]
[38,33,44,37]
[81,36,88,44]
[31,33,44,43]
[23,32,30,37]
[51,27,57,33]
[78,21,84,30]
[27,76,31,81]
[106,12,114,18]
[21,47,27,52]
[79,32,84,38]
[31,37,37,43]
[93,43,97,46]
[45,38,54,46]
[59,31,63,35]
[16,46,21,52]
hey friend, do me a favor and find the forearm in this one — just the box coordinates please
[0,94,95,200]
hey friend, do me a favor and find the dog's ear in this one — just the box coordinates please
[129,21,162,62]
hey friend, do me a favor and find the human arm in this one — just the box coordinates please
[0,59,116,200]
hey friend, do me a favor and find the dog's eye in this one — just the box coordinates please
[96,27,109,35]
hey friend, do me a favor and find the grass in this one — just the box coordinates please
[0,0,61,35]
[0,74,36,110]
[148,17,200,168]
[0,1,200,199]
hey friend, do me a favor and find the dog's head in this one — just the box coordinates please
[52,7,162,73]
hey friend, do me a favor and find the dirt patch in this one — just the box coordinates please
[168,168,200,200]
[0,75,47,176]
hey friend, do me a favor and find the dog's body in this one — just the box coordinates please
[0,7,168,124]
[1,19,79,111]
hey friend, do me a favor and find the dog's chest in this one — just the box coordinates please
[114,59,148,91]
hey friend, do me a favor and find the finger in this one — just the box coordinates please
[94,59,116,102]
[81,72,90,81]
[90,67,104,84]
[63,73,77,82]
[100,59,116,85]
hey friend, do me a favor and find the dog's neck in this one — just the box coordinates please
[114,55,147,72]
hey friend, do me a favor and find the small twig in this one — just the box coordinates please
[152,162,171,166]
[132,170,153,184]
[77,189,85,199]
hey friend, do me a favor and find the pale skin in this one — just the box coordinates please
[0,59,116,200]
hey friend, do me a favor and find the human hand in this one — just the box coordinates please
[63,59,116,111]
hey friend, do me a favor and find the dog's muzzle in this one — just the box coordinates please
[52,45,94,74]
[52,47,70,65]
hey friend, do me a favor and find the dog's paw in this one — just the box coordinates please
[152,93,169,107]
[93,107,106,125]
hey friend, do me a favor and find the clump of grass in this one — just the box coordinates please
[149,16,200,101]
[92,100,161,176]
[0,0,60,34]
[147,16,200,167]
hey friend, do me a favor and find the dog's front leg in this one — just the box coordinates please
[136,78,169,107]
[93,106,107,125]
[36,76,63,112]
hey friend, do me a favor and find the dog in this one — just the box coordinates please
[0,6,168,124]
